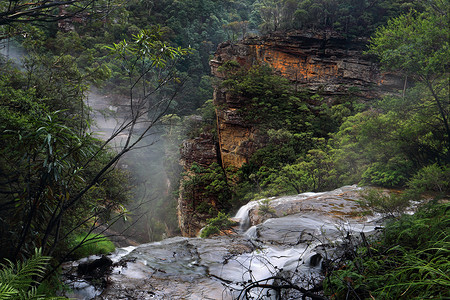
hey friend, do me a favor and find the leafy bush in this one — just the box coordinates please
[200,225,221,238]
[69,233,115,259]
[182,162,232,213]
[361,161,411,187]
[358,189,411,218]
[200,212,237,238]
[258,199,276,216]
[406,164,450,198]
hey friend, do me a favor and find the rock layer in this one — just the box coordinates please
[210,30,401,170]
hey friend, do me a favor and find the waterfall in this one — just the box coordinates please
[234,199,261,231]
[234,191,326,231]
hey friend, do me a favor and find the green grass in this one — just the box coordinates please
[69,233,115,259]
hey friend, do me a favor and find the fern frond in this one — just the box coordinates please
[0,248,53,300]
[0,282,18,299]
[12,249,50,289]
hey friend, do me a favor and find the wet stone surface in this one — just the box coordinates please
[94,236,252,299]
[63,186,382,299]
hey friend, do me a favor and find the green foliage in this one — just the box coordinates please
[243,139,338,199]
[106,27,190,70]
[0,248,64,300]
[222,63,347,137]
[331,99,446,188]
[182,163,232,213]
[249,131,312,171]
[200,225,221,238]
[358,189,410,218]
[275,143,337,193]
[106,26,191,102]
[406,164,450,199]
[252,0,425,36]
[367,6,449,80]
[217,64,357,202]
[330,1,449,189]
[0,32,132,261]
[224,65,317,133]
[197,99,216,125]
[68,233,115,260]
[189,99,218,138]
[324,201,450,299]
[237,134,339,202]
[258,199,276,217]
[200,212,238,238]
[361,162,410,187]
[122,0,255,114]
[367,1,449,157]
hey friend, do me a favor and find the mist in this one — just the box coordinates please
[0,38,26,67]
[86,90,181,244]
[0,35,182,244]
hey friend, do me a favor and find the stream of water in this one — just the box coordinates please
[62,185,383,299]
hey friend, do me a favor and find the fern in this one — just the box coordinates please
[0,249,65,300]
[0,284,17,300]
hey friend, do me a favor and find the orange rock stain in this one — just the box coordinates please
[251,45,338,81]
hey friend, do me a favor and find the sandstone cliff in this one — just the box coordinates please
[178,30,401,236]
[177,132,219,236]
[211,30,400,170]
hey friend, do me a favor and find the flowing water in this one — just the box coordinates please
[62,185,383,299]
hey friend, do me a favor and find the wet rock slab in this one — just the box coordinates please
[95,236,254,299]
[64,185,382,299]
[239,185,369,227]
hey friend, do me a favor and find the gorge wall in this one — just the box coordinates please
[177,132,219,237]
[211,30,400,170]
[178,30,401,236]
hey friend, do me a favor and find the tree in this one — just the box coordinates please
[0,0,116,26]
[253,0,295,32]
[367,2,450,159]
[274,140,336,193]
[0,27,189,264]
[0,0,125,41]
[223,21,249,41]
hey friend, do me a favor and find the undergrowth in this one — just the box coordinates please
[358,189,411,218]
[324,200,450,299]
[0,248,64,299]
[69,233,115,259]
[200,212,237,238]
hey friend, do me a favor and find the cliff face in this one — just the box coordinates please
[178,30,401,236]
[178,132,218,236]
[210,30,400,170]
[211,30,399,96]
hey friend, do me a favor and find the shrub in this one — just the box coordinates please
[406,163,450,198]
[200,225,220,238]
[361,161,410,187]
[200,212,237,238]
[258,199,276,216]
[358,189,410,218]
